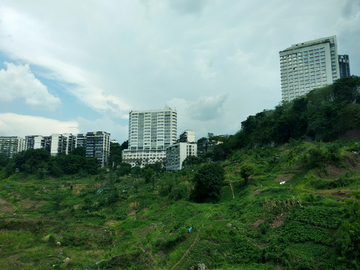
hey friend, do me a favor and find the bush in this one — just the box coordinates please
[240,163,255,185]
[190,163,225,203]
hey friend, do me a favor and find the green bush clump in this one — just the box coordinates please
[337,201,360,269]
[190,163,225,203]
[309,177,354,190]
[288,206,342,229]
[277,220,334,246]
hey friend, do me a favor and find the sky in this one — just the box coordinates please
[0,0,359,143]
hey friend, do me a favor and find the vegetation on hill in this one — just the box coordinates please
[210,76,360,161]
[1,77,360,269]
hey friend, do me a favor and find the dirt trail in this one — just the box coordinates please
[170,211,212,270]
[230,181,235,199]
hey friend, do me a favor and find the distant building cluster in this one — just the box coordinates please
[3,35,352,171]
[280,35,351,102]
[0,131,110,167]
[121,106,223,171]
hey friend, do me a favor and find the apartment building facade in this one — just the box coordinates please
[338,54,351,78]
[122,106,177,168]
[279,36,341,102]
[25,134,76,156]
[0,136,25,158]
[166,130,197,171]
[76,131,110,167]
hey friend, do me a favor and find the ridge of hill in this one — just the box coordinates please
[1,139,360,269]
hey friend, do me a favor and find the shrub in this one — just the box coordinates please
[190,163,225,203]
[240,163,255,185]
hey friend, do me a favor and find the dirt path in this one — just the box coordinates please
[170,211,212,270]
[230,181,235,199]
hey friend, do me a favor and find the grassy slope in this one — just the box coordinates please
[1,140,360,269]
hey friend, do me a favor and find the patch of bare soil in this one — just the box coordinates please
[274,174,294,182]
[258,242,269,248]
[315,154,360,179]
[314,165,347,179]
[106,220,116,226]
[249,189,262,198]
[270,212,288,228]
[3,216,42,222]
[128,210,136,216]
[6,254,22,259]
[21,199,46,211]
[252,218,265,230]
[158,250,166,259]
[314,189,353,201]
[0,198,14,213]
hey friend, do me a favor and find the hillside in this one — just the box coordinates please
[1,139,360,269]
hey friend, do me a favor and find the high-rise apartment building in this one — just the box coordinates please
[338,54,351,78]
[25,135,51,150]
[0,136,25,158]
[122,106,177,168]
[166,130,197,171]
[25,134,76,156]
[280,36,341,102]
[76,131,110,167]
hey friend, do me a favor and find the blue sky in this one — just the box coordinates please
[0,0,359,142]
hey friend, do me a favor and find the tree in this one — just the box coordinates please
[131,166,142,179]
[182,155,201,167]
[70,147,86,157]
[116,162,132,177]
[143,167,154,183]
[190,163,225,203]
[109,142,122,168]
[240,163,255,185]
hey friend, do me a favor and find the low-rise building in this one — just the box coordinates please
[166,130,197,171]
[197,139,222,157]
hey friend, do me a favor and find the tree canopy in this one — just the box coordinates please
[190,163,225,203]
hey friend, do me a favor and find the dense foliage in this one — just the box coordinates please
[2,78,360,269]
[190,163,225,203]
[211,76,360,161]
[0,148,100,178]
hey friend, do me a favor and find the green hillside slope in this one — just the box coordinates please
[1,140,360,269]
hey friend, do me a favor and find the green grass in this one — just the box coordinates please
[1,141,360,269]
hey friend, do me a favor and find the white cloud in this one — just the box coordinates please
[0,6,131,118]
[0,0,358,140]
[77,116,128,142]
[0,62,61,111]
[168,0,208,15]
[0,113,78,137]
[167,95,234,139]
[188,94,228,121]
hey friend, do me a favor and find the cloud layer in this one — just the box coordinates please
[0,113,78,137]
[0,0,359,141]
[0,62,61,110]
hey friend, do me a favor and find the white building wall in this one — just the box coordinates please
[50,134,61,156]
[280,36,340,102]
[33,136,43,149]
[123,106,177,168]
[165,142,197,171]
